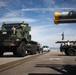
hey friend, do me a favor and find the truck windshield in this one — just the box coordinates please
[43,46,49,48]
[3,25,21,30]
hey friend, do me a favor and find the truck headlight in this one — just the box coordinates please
[16,39,20,41]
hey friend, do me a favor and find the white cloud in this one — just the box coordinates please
[0,0,7,7]
[2,10,24,18]
[0,18,37,23]
[21,8,49,11]
[43,0,55,7]
[29,25,76,47]
[4,12,18,18]
[30,25,60,47]
[21,8,76,12]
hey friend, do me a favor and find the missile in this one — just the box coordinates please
[56,40,76,43]
[54,11,76,24]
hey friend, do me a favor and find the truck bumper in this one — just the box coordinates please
[0,40,16,46]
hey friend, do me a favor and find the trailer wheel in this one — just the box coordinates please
[0,50,4,57]
[17,41,26,57]
[68,48,75,56]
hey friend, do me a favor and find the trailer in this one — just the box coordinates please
[56,40,76,55]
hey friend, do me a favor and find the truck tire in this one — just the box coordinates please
[38,50,40,53]
[41,48,43,53]
[17,41,26,57]
[30,45,36,55]
[0,50,4,57]
[34,45,37,54]
[13,50,17,56]
[68,48,75,56]
[65,50,69,55]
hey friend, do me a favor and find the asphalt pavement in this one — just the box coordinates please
[0,50,76,75]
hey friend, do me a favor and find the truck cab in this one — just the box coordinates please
[0,22,35,57]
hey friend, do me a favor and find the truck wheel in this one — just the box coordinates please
[34,45,37,54]
[30,45,36,55]
[65,50,69,55]
[68,48,75,56]
[38,50,40,53]
[41,49,43,53]
[13,50,17,56]
[17,42,26,57]
[0,50,4,57]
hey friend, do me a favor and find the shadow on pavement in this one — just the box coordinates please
[58,54,76,56]
[28,64,76,75]
[29,73,66,75]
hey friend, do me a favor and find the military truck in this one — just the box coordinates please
[0,21,40,57]
[54,11,76,56]
[56,40,76,56]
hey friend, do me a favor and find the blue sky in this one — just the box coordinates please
[0,0,76,47]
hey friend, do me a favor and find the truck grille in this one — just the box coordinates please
[0,30,13,39]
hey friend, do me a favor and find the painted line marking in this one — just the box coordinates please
[48,58,61,61]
